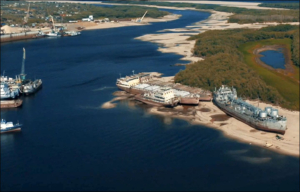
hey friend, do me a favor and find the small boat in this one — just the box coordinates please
[46,31,61,37]
[64,31,81,36]
[34,30,46,38]
[22,79,42,95]
[1,119,22,134]
[0,99,23,108]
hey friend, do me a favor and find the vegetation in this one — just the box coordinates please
[119,1,299,23]
[174,25,299,110]
[0,1,169,25]
[258,3,300,10]
[64,5,168,21]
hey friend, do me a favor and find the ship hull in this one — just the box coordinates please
[117,85,149,95]
[179,97,199,105]
[0,99,23,108]
[199,95,212,101]
[23,81,42,95]
[1,125,22,134]
[213,99,285,135]
[117,85,200,105]
[134,94,178,107]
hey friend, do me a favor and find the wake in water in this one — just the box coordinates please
[93,86,115,91]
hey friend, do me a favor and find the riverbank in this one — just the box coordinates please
[63,14,181,32]
[107,74,299,157]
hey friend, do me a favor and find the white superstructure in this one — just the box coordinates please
[0,82,19,100]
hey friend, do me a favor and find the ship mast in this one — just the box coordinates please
[20,47,26,81]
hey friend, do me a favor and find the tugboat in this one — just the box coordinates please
[1,119,22,134]
[22,79,42,95]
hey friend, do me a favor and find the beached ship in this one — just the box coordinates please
[135,87,179,107]
[213,85,287,134]
[116,73,202,105]
[1,99,23,108]
[1,119,22,134]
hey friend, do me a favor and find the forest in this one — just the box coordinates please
[174,25,299,110]
[64,5,168,21]
[121,1,299,23]
[258,3,300,10]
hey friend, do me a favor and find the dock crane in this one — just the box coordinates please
[136,10,147,23]
[23,2,30,32]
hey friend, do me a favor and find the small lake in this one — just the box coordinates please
[260,48,286,69]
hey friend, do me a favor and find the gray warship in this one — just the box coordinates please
[213,85,287,134]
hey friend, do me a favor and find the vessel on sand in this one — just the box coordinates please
[213,85,287,134]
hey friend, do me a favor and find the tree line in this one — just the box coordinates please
[120,1,299,23]
[174,25,299,110]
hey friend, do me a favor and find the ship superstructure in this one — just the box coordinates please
[0,82,20,100]
[116,72,207,105]
[213,85,287,134]
[135,87,179,107]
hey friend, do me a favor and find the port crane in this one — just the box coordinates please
[136,10,147,23]
[23,2,30,32]
[20,47,26,81]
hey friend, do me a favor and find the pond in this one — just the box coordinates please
[260,48,286,69]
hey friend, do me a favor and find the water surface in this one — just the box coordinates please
[1,8,299,191]
[260,49,286,69]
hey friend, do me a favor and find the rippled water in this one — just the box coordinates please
[260,49,286,69]
[1,8,299,191]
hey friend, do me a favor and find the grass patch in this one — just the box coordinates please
[239,39,299,109]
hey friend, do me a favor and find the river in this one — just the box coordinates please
[1,8,299,191]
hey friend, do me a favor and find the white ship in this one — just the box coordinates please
[0,82,19,100]
[1,119,22,134]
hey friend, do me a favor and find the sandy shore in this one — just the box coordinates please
[40,1,300,156]
[60,14,182,32]
[136,10,299,63]
[105,75,299,157]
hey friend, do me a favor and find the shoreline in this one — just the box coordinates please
[27,1,300,157]
[108,74,299,157]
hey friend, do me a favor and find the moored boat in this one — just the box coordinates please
[1,82,20,100]
[0,99,23,108]
[1,119,22,134]
[22,79,42,95]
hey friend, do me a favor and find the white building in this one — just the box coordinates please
[82,15,94,22]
